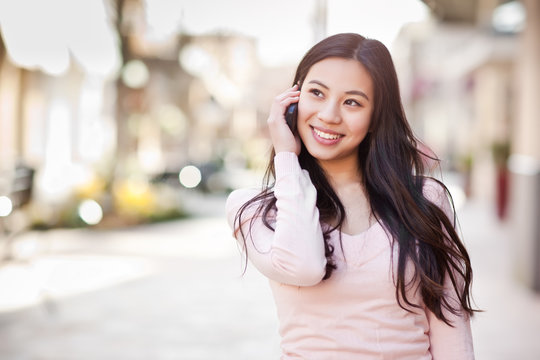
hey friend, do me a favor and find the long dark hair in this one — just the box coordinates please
[234,33,476,325]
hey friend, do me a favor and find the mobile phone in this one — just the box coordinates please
[285,103,298,132]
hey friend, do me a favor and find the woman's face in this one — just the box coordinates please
[297,57,374,167]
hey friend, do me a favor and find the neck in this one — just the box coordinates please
[318,156,362,188]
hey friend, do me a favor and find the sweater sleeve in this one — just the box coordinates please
[423,178,475,359]
[225,152,327,286]
[426,295,474,359]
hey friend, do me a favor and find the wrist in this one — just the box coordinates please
[274,151,300,176]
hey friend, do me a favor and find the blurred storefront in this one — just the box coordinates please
[402,0,540,291]
[0,0,280,231]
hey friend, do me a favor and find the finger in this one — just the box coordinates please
[276,91,300,103]
[277,85,300,97]
[280,96,299,106]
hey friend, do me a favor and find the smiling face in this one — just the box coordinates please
[297,57,374,170]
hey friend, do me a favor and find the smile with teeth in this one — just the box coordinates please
[313,128,342,140]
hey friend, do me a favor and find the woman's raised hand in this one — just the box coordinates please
[267,85,301,155]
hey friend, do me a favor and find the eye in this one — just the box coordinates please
[344,99,361,107]
[309,88,323,97]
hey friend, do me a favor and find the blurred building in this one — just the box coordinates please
[0,0,290,229]
[400,0,540,291]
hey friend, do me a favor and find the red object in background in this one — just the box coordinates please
[496,167,509,220]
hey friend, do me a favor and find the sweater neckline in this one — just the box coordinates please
[336,220,381,238]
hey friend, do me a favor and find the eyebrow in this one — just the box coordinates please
[308,80,370,101]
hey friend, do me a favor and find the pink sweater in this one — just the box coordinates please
[226,152,474,359]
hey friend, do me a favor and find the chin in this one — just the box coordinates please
[304,147,338,161]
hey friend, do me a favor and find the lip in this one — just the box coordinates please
[310,126,344,145]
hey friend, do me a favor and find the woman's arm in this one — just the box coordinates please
[423,178,475,359]
[225,151,326,286]
[427,293,474,359]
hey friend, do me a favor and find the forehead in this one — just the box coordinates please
[304,57,373,95]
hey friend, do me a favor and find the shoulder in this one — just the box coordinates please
[422,177,447,202]
[421,177,454,221]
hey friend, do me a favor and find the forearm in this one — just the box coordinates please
[428,310,474,359]
[226,152,326,286]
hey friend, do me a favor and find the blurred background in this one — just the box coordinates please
[0,0,539,359]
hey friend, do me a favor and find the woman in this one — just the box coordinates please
[226,33,476,359]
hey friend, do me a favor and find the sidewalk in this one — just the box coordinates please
[459,200,540,359]
[0,197,538,359]
[0,212,281,360]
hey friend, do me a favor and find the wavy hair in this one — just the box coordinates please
[234,33,476,325]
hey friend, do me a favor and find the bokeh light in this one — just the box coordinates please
[78,199,103,225]
[179,165,202,189]
[179,43,217,78]
[492,0,525,33]
[156,104,188,136]
[0,196,13,217]
[121,60,150,89]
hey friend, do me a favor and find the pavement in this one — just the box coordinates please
[0,195,539,359]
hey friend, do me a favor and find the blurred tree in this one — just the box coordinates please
[113,0,130,181]
[0,31,4,71]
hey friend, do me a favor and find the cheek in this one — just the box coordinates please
[296,102,313,141]
[297,95,307,121]
[297,95,316,123]
[347,113,372,135]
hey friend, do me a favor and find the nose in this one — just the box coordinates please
[317,101,341,124]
